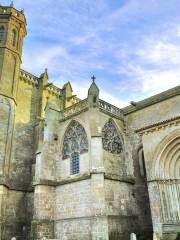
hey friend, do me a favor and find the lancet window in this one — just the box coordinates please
[12,29,17,47]
[0,26,5,43]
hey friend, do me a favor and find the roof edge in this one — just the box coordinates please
[122,85,180,115]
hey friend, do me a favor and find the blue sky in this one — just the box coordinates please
[2,0,180,107]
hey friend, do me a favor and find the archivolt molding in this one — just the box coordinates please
[150,129,180,224]
[151,129,180,180]
[136,115,180,135]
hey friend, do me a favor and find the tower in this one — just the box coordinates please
[0,4,26,99]
[0,4,27,239]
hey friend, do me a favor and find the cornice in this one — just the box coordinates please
[123,85,180,115]
[136,115,180,135]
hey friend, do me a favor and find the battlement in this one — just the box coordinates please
[19,69,63,97]
[19,69,39,86]
[0,4,26,24]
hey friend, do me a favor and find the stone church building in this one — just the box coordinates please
[0,4,179,240]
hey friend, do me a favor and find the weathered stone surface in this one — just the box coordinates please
[0,3,179,240]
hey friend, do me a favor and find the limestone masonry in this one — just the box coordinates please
[0,3,179,240]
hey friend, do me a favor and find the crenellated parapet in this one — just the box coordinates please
[0,4,26,25]
[19,69,38,86]
[44,83,62,98]
[19,69,62,98]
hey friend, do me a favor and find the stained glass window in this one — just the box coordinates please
[102,119,123,154]
[71,153,79,175]
[62,120,88,160]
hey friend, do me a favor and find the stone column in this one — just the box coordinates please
[90,129,108,240]
[148,181,163,238]
[31,185,55,239]
[91,173,108,240]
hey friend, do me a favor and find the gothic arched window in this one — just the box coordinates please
[0,26,5,43]
[138,147,146,177]
[62,120,88,160]
[102,119,123,154]
[11,29,17,47]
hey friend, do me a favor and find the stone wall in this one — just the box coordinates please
[55,218,92,240]
[32,105,145,239]
[141,123,180,238]
[11,78,38,189]
[55,179,91,220]
[55,179,92,239]
[126,94,180,238]
[105,180,139,240]
[1,189,34,240]
[33,185,55,239]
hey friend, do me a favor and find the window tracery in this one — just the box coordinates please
[102,119,123,154]
[0,26,5,43]
[62,120,88,160]
[11,29,17,47]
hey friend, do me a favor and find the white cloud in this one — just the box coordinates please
[137,40,180,65]
[70,33,96,45]
[135,67,180,96]
[21,46,68,75]
[5,0,180,105]
[100,91,128,108]
[71,82,89,99]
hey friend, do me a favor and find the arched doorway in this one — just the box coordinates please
[153,135,180,224]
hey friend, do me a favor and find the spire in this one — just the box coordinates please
[88,75,99,108]
[39,68,49,86]
[10,1,14,7]
[88,75,99,94]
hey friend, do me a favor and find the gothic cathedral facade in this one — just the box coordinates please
[0,4,179,240]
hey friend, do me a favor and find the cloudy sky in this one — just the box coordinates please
[2,0,180,107]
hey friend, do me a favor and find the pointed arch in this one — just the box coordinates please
[102,119,123,154]
[11,29,17,47]
[153,130,180,179]
[151,130,180,223]
[0,26,5,43]
[137,145,146,177]
[62,120,88,160]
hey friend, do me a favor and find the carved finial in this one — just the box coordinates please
[10,1,14,7]
[45,68,48,73]
[91,75,96,83]
[88,75,99,108]
[20,8,24,13]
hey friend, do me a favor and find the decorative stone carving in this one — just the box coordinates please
[102,119,123,154]
[99,99,123,119]
[61,99,88,120]
[151,132,180,224]
[62,120,88,159]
